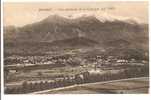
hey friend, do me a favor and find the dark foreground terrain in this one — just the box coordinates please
[34,77,149,94]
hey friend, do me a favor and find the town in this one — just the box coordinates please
[4,53,149,94]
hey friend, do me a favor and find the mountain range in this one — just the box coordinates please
[4,14,149,58]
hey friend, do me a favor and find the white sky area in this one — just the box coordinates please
[4,2,148,26]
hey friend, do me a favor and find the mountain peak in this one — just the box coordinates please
[44,14,140,24]
[43,14,69,23]
[46,14,63,19]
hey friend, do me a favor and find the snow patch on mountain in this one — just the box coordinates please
[52,13,141,24]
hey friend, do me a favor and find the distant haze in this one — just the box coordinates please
[4,2,148,27]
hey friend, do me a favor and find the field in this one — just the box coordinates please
[4,48,149,94]
[34,77,149,94]
[4,53,149,94]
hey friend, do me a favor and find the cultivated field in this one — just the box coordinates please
[34,77,149,94]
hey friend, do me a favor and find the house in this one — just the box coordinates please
[116,59,128,64]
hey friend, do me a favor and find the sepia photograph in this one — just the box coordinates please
[3,1,149,94]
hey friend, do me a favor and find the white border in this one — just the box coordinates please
[1,0,4,97]
[1,0,151,100]
[3,0,150,2]
[149,0,151,94]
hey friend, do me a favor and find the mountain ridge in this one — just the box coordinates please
[4,14,148,56]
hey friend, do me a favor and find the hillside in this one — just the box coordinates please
[4,14,149,57]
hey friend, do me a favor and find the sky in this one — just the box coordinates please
[4,2,148,26]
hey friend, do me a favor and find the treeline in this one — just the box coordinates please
[5,66,149,94]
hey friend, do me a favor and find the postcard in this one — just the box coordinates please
[3,1,149,94]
